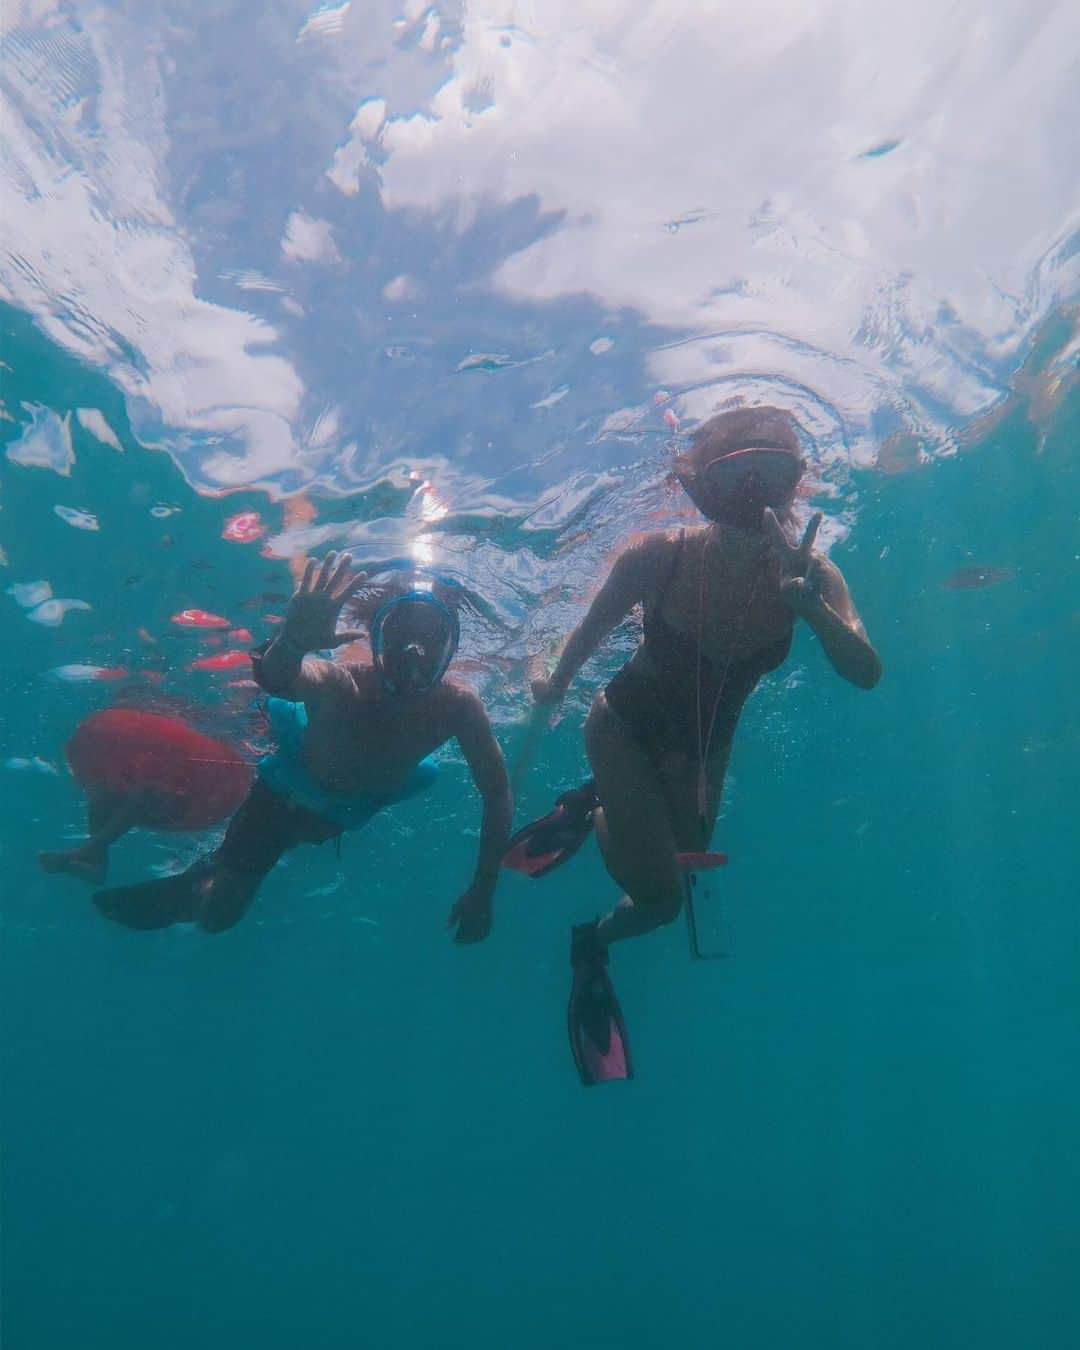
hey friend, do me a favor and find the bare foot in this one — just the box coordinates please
[38,849,107,886]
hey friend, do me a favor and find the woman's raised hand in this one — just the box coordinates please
[764,509,826,617]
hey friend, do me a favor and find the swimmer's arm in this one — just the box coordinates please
[253,548,372,696]
[253,551,368,695]
[541,535,665,700]
[447,688,513,942]
[799,559,882,689]
[251,638,348,701]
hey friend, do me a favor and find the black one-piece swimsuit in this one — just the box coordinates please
[604,531,792,766]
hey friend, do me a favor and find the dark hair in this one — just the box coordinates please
[685,407,801,468]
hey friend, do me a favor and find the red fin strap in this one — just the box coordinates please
[675,851,728,871]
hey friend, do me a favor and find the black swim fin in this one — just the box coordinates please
[567,921,633,1087]
[502,781,598,879]
[94,857,216,930]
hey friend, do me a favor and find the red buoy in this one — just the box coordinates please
[65,709,252,831]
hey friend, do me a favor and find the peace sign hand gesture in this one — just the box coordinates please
[281,551,369,654]
[763,508,826,618]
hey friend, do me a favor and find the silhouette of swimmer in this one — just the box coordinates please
[38,708,252,885]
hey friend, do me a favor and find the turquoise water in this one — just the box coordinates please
[3,4,1079,1347]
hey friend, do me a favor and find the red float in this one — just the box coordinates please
[65,709,252,831]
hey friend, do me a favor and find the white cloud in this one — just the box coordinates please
[1,6,305,487]
[418,8,441,52]
[0,0,58,39]
[5,406,74,475]
[531,385,569,409]
[281,211,342,264]
[297,1,352,43]
[382,273,426,303]
[3,0,1076,509]
[327,97,386,196]
[375,0,1080,459]
[76,408,123,451]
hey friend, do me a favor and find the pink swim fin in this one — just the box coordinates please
[567,922,633,1087]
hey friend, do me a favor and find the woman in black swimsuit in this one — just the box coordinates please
[532,407,882,956]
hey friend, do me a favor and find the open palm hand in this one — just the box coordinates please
[282,552,369,653]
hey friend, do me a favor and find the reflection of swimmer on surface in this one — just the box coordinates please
[93,554,512,941]
[38,709,252,886]
[520,407,882,1084]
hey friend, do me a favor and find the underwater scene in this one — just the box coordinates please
[2,3,1078,1347]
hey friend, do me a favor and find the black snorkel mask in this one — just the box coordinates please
[370,591,460,697]
[678,445,804,529]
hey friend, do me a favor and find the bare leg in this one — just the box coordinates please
[38,787,146,885]
[93,780,339,933]
[194,867,263,933]
[584,693,729,948]
[195,779,340,932]
[93,861,262,931]
[584,694,685,947]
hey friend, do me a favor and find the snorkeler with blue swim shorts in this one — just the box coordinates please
[94,554,512,941]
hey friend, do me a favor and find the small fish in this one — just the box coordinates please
[5,756,59,775]
[859,138,903,160]
[189,650,250,672]
[7,580,52,608]
[171,608,231,628]
[228,628,254,643]
[123,574,143,587]
[455,352,516,373]
[48,663,127,683]
[942,565,1013,591]
[54,505,100,532]
[190,558,215,571]
[222,511,265,543]
[27,598,91,627]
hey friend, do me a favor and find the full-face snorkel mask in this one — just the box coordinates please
[370,589,460,697]
[677,445,804,529]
